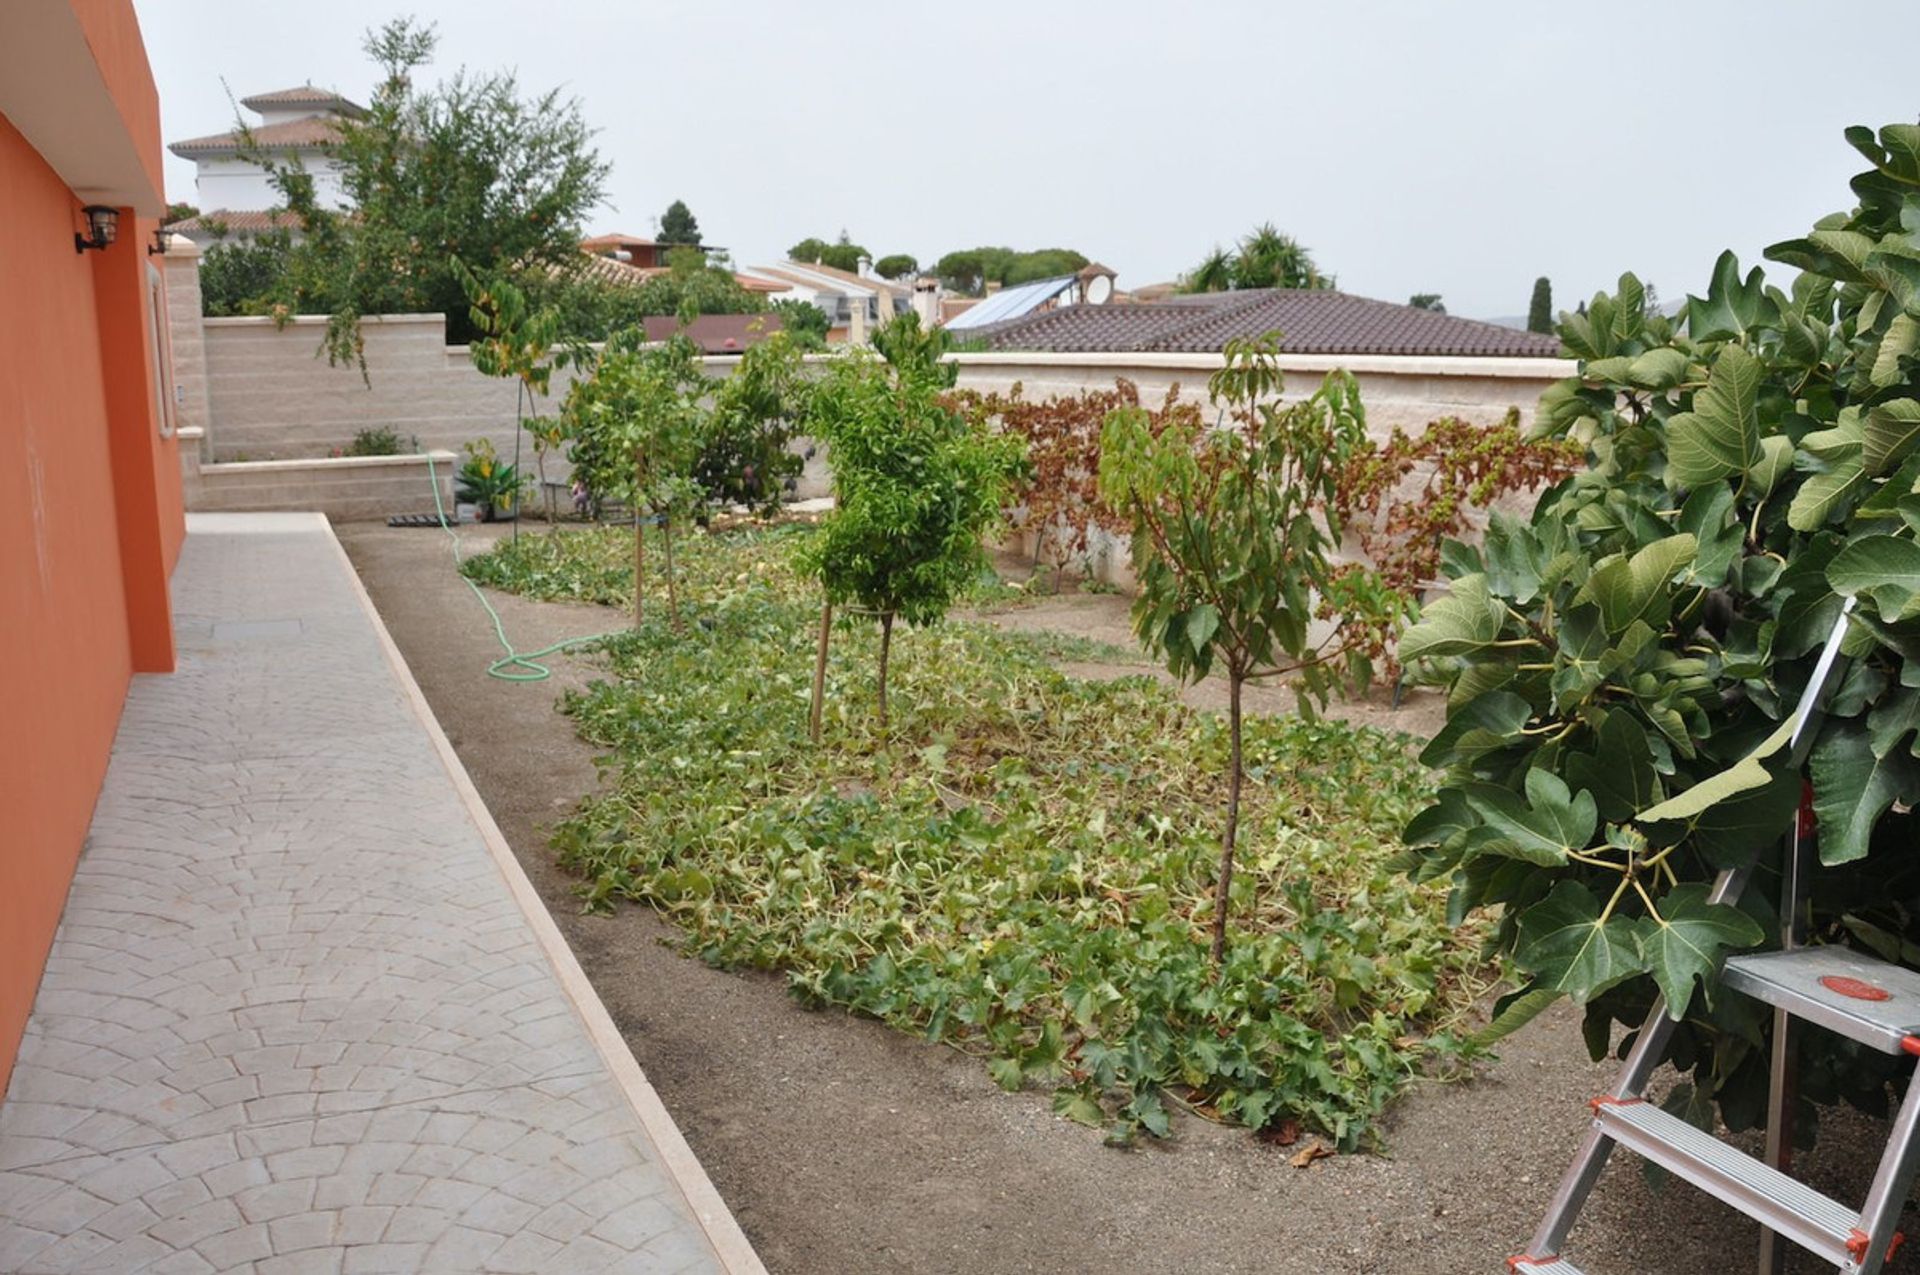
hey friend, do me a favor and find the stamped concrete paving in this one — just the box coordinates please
[0,514,754,1274]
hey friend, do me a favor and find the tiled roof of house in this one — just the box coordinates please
[168,116,346,158]
[580,232,660,252]
[569,251,791,295]
[785,259,913,297]
[165,209,303,236]
[972,289,1563,358]
[239,86,367,115]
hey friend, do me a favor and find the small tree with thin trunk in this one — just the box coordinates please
[562,331,704,629]
[1098,334,1389,964]
[801,349,1025,734]
[453,258,567,529]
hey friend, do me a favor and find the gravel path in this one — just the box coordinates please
[338,522,1915,1275]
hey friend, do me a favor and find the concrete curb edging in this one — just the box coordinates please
[316,513,769,1275]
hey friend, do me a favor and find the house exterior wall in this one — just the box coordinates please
[0,0,179,1094]
[192,151,348,212]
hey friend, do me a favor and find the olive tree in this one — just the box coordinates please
[800,349,1025,733]
[1099,335,1394,963]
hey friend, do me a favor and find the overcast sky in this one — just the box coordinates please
[139,1,1918,320]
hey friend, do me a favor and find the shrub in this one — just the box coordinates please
[1399,121,1920,1136]
[344,426,404,457]
[949,379,1203,584]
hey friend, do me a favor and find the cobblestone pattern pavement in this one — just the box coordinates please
[0,515,727,1274]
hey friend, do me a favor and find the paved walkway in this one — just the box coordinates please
[0,514,760,1275]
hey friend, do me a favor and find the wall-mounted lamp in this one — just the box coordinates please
[74,205,119,254]
[148,228,171,256]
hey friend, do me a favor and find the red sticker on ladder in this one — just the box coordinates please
[1821,974,1891,1001]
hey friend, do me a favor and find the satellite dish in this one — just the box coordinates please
[1085,274,1113,305]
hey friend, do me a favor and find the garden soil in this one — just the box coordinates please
[339,521,1914,1275]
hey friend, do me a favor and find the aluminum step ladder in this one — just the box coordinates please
[1511,599,1920,1275]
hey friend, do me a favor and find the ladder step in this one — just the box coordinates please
[1594,1099,1859,1267]
[1510,1259,1584,1274]
[1722,946,1920,1054]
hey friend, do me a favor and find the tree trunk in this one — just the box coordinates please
[1211,667,1245,966]
[810,602,832,743]
[662,514,682,634]
[877,611,895,735]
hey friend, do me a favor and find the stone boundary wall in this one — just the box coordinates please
[947,350,1576,588]
[183,445,457,522]
[165,244,1570,529]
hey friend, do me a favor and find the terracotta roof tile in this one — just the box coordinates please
[168,116,345,157]
[166,209,302,235]
[974,289,1561,358]
[240,86,365,113]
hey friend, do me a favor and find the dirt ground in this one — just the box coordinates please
[339,521,1913,1275]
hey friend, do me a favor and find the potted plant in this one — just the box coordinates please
[456,438,525,522]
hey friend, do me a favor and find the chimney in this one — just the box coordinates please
[857,254,873,278]
[848,294,868,345]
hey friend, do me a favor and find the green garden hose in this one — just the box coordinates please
[427,454,619,682]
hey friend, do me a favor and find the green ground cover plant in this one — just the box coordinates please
[466,522,1488,1148]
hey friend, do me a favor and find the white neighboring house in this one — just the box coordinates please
[166,86,365,242]
[739,259,915,342]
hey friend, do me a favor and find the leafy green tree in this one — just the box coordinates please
[1408,293,1446,312]
[871,311,958,388]
[1182,224,1329,293]
[1398,121,1920,1132]
[934,249,987,295]
[769,298,830,350]
[631,247,766,316]
[453,258,569,526]
[658,199,702,246]
[1000,247,1089,285]
[247,17,607,366]
[1186,248,1233,294]
[198,230,296,317]
[697,331,810,512]
[788,232,868,273]
[801,349,1026,731]
[1527,276,1553,333]
[563,333,706,629]
[1099,335,1388,963]
[873,253,918,280]
[164,202,198,224]
[788,236,831,263]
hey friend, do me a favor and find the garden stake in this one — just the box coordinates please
[810,601,832,743]
[632,448,646,629]
[662,515,682,634]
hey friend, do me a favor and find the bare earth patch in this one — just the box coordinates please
[339,522,1912,1275]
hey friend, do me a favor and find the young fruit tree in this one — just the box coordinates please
[453,258,567,529]
[563,332,706,630]
[1098,335,1397,964]
[800,348,1026,734]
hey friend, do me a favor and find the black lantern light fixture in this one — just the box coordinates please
[148,228,170,256]
[74,205,119,254]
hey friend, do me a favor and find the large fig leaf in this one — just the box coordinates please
[1465,770,1598,866]
[1400,574,1506,663]
[1811,720,1920,865]
[1666,345,1763,487]
[1515,880,1645,1003]
[1638,884,1765,1019]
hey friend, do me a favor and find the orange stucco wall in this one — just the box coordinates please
[0,1,179,1095]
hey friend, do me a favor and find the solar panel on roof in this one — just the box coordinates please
[944,275,1078,331]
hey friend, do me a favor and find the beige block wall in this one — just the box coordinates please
[184,450,458,522]
[200,315,535,462]
[946,350,1576,442]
